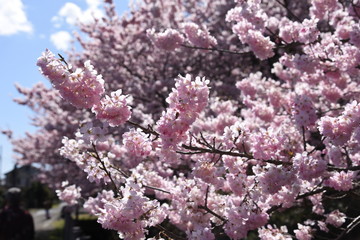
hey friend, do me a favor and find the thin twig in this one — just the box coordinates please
[142,184,171,194]
[181,144,253,158]
[109,165,130,178]
[266,27,288,45]
[335,215,360,240]
[126,120,159,139]
[181,44,251,55]
[268,187,327,214]
[327,165,360,171]
[198,205,227,222]
[274,0,302,22]
[109,165,171,194]
[155,224,187,240]
[91,143,122,198]
[204,186,210,207]
[302,126,307,152]
[343,147,352,168]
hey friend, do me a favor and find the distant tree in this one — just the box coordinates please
[23,181,55,208]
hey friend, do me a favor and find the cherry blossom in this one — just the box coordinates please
[5,0,360,239]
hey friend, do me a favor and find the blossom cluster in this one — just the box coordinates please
[9,0,360,239]
[37,50,131,127]
[37,49,105,108]
[156,74,209,163]
[96,180,167,240]
[226,0,275,59]
[55,181,82,205]
[92,90,131,126]
[318,101,360,146]
[147,22,217,51]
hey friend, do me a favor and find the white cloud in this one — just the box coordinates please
[0,0,33,35]
[52,1,104,28]
[57,2,82,26]
[86,0,101,9]
[50,31,72,51]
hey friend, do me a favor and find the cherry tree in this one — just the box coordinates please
[5,0,360,239]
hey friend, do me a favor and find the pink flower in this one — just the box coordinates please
[56,182,82,205]
[321,84,342,103]
[326,210,346,227]
[291,95,317,128]
[294,224,312,240]
[78,122,108,144]
[293,152,327,181]
[310,0,339,20]
[156,74,209,163]
[193,159,220,185]
[122,129,152,167]
[227,173,246,196]
[97,180,167,239]
[256,165,295,194]
[84,190,114,216]
[318,101,360,146]
[182,22,217,48]
[324,171,354,191]
[279,19,301,43]
[245,30,275,60]
[37,50,105,108]
[297,18,319,44]
[250,127,285,160]
[258,225,292,240]
[147,28,184,51]
[92,90,131,127]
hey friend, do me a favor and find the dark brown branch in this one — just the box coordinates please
[302,126,307,152]
[181,144,253,158]
[181,44,251,56]
[155,224,187,240]
[142,184,171,194]
[274,0,302,22]
[267,187,327,214]
[266,27,288,45]
[198,205,227,222]
[327,165,360,171]
[343,147,352,168]
[204,186,209,207]
[91,143,122,198]
[110,164,130,178]
[109,165,171,194]
[335,215,360,240]
[179,144,292,166]
[126,120,159,139]
[176,150,206,155]
[296,187,326,200]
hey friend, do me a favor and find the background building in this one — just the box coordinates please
[4,164,39,188]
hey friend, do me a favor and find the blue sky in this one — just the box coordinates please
[0,0,128,177]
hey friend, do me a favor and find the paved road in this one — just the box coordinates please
[32,202,65,232]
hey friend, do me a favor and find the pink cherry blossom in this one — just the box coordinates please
[8,0,360,239]
[92,90,131,127]
[326,210,346,227]
[147,28,184,51]
[37,49,105,108]
[56,182,82,205]
[182,22,217,48]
